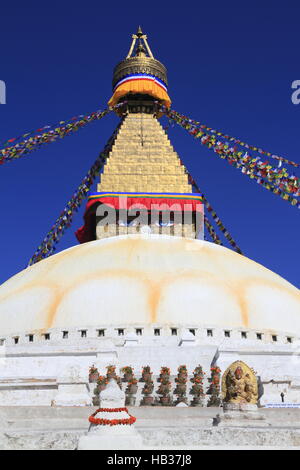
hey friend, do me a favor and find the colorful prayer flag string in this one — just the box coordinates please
[0,105,123,165]
[175,155,242,254]
[28,119,123,266]
[188,173,243,254]
[163,108,300,209]
[168,110,299,169]
[204,215,223,246]
[0,113,91,149]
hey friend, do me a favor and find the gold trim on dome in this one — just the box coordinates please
[111,27,168,89]
[112,57,168,89]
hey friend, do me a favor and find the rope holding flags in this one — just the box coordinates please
[163,107,300,209]
[176,155,243,254]
[167,109,300,169]
[204,215,223,246]
[1,113,96,149]
[190,175,243,254]
[3,96,299,262]
[0,104,123,166]
[28,119,124,266]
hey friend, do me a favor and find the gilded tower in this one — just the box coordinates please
[77,28,204,243]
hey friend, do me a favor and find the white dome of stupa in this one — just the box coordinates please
[0,235,299,338]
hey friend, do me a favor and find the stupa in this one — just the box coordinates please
[0,28,300,413]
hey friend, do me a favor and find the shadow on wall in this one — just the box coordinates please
[257,376,264,407]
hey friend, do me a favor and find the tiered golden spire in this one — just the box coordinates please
[98,113,191,193]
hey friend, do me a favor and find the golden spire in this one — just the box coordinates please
[126,26,154,59]
[108,28,171,108]
[98,113,191,194]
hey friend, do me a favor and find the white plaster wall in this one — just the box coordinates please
[0,389,56,406]
[0,340,299,405]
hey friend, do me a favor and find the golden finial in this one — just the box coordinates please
[137,26,143,37]
[136,42,146,57]
[113,28,168,90]
[126,27,154,59]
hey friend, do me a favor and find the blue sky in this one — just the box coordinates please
[0,1,299,287]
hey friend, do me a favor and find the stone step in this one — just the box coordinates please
[108,152,178,158]
[120,130,166,135]
[98,184,191,193]
[100,175,188,182]
[104,165,185,173]
[117,140,169,145]
[112,144,172,150]
[107,155,181,162]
